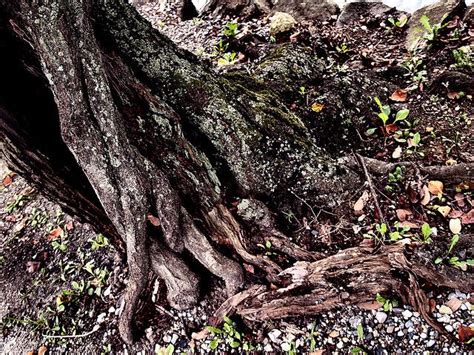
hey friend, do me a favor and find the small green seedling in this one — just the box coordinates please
[420,14,448,42]
[388,15,408,28]
[372,97,410,133]
[89,233,109,251]
[452,46,473,70]
[357,323,364,341]
[435,234,474,270]
[336,43,349,54]
[217,52,237,66]
[223,21,238,37]
[420,223,433,243]
[376,293,399,312]
[207,316,253,351]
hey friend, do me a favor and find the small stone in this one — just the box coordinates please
[97,313,106,323]
[163,335,171,343]
[420,333,427,339]
[269,12,296,36]
[402,310,413,319]
[397,330,404,337]
[264,344,273,352]
[445,298,463,312]
[336,341,344,349]
[438,315,450,323]
[268,329,282,343]
[407,327,414,333]
[375,312,388,324]
[281,343,291,352]
[386,326,395,334]
[439,305,453,315]
[405,321,413,328]
[171,334,179,344]
[329,330,340,338]
[426,340,436,347]
[445,325,454,332]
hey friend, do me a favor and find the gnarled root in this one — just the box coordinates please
[149,239,199,310]
[235,243,474,341]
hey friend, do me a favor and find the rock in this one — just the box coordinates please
[336,341,344,349]
[402,309,413,319]
[446,324,454,332]
[269,12,296,36]
[329,330,340,338]
[97,313,107,323]
[375,312,388,324]
[268,329,282,342]
[264,344,273,352]
[281,342,291,352]
[273,0,339,21]
[445,298,463,312]
[426,339,436,347]
[439,305,453,314]
[337,2,394,26]
[386,326,395,334]
[406,0,465,50]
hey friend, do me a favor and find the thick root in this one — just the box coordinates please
[150,240,200,310]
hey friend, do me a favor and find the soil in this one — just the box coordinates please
[1,1,473,354]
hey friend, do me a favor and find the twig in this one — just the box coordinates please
[354,153,385,223]
[42,325,100,339]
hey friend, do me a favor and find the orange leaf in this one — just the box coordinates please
[38,345,48,355]
[458,325,474,343]
[147,214,161,227]
[428,180,443,196]
[48,227,63,241]
[447,91,461,100]
[390,88,407,102]
[396,209,412,221]
[2,175,13,187]
[311,102,325,113]
[420,185,431,205]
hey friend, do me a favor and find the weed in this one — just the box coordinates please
[206,316,253,351]
[217,51,237,66]
[371,97,410,133]
[257,240,277,257]
[5,194,29,213]
[336,43,349,54]
[435,234,474,270]
[89,233,109,251]
[420,14,448,43]
[223,21,238,37]
[388,15,408,28]
[401,55,427,89]
[357,323,364,341]
[376,293,399,312]
[452,46,473,70]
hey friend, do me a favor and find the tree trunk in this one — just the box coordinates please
[0,0,472,345]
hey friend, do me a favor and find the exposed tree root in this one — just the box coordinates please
[342,156,474,183]
[234,243,473,341]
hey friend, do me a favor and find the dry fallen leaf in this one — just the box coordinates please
[421,185,431,205]
[396,208,412,221]
[392,146,402,159]
[26,261,41,273]
[428,180,443,196]
[191,328,210,341]
[385,123,398,134]
[436,206,451,218]
[47,227,63,241]
[390,88,408,102]
[448,209,464,218]
[445,298,463,313]
[357,300,383,310]
[399,221,420,229]
[461,209,474,224]
[2,175,13,187]
[353,191,369,213]
[38,345,48,355]
[449,218,462,234]
[447,91,461,100]
[147,214,161,227]
[458,325,474,343]
[311,102,325,113]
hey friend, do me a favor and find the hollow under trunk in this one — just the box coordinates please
[0,0,472,345]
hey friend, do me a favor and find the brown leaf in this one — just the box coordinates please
[396,209,412,222]
[2,175,13,187]
[448,209,464,218]
[390,88,407,102]
[429,298,437,313]
[461,209,474,224]
[428,180,443,196]
[47,227,63,241]
[445,298,463,313]
[420,185,431,205]
[447,91,461,100]
[385,123,398,134]
[458,325,474,343]
[399,221,420,229]
[38,345,48,355]
[353,191,369,213]
[311,102,325,113]
[26,261,41,273]
[191,328,210,340]
[147,214,161,227]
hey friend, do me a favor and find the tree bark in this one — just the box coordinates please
[0,0,472,345]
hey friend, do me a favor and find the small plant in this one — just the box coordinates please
[370,97,410,136]
[206,316,253,351]
[356,323,364,341]
[89,233,109,251]
[385,166,403,192]
[336,43,349,54]
[309,322,318,352]
[420,223,433,243]
[452,46,473,70]
[155,344,175,355]
[388,15,408,28]
[5,193,29,213]
[223,21,238,37]
[217,52,237,66]
[51,235,68,253]
[351,347,368,355]
[435,234,474,270]
[401,55,428,89]
[376,293,399,312]
[257,240,277,257]
[419,14,448,43]
[28,208,49,228]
